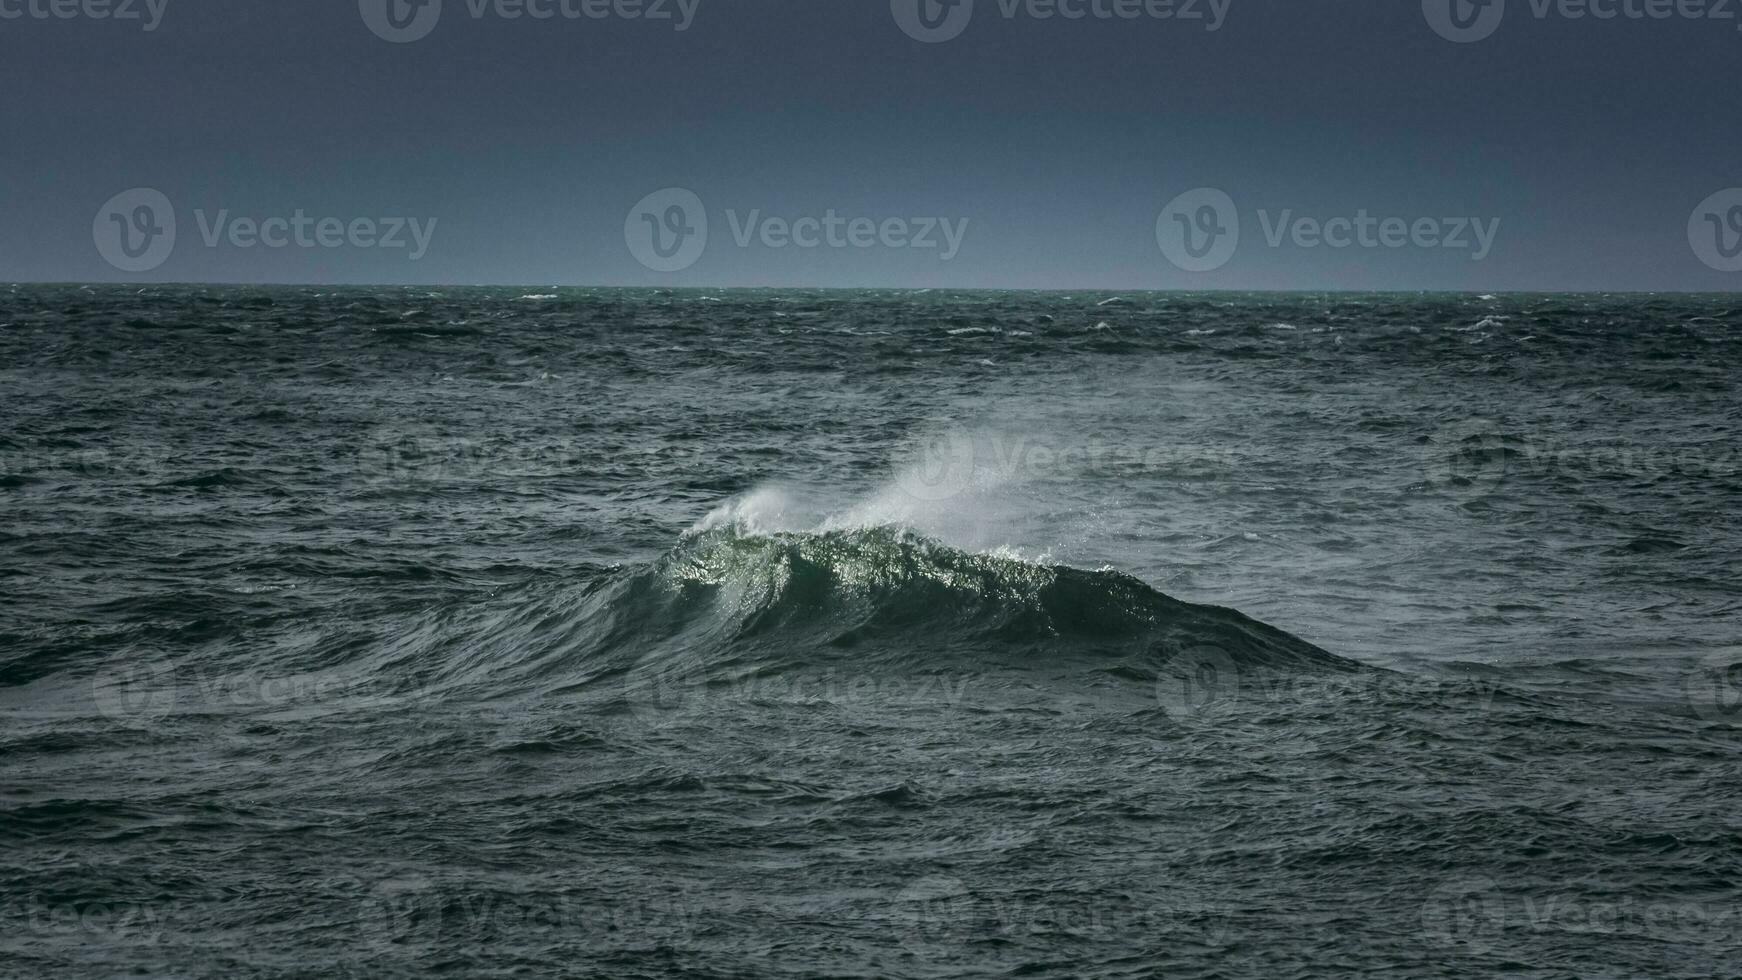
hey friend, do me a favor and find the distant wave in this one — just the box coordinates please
[646,522,1358,672]
[386,508,1361,708]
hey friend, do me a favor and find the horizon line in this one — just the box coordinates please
[10,281,1742,297]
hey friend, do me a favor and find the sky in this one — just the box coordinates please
[2,0,1741,290]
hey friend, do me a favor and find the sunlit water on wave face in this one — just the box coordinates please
[1,285,1739,978]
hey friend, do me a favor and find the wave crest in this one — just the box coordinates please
[646,523,1355,672]
[362,520,1359,703]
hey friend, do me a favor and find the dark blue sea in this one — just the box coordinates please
[2,285,1740,978]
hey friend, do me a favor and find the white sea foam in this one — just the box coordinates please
[689,428,1103,567]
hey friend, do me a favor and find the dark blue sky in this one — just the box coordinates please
[3,0,1740,289]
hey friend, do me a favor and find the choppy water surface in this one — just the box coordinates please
[2,285,1740,978]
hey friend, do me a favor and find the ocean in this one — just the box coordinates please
[2,284,1739,978]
